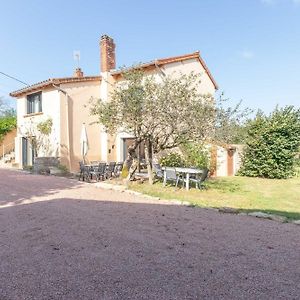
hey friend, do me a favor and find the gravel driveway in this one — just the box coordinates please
[0,168,299,300]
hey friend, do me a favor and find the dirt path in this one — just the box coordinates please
[0,169,299,299]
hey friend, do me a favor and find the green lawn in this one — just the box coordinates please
[130,176,300,220]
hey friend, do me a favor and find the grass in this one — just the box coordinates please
[129,176,300,220]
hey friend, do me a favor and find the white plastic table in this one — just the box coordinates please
[162,167,203,190]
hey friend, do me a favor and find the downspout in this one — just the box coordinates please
[52,84,72,171]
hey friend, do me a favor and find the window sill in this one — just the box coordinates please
[23,112,43,118]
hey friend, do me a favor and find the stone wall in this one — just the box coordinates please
[33,157,60,174]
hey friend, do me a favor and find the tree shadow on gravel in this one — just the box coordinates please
[238,208,300,220]
[214,205,300,220]
[0,197,300,300]
[0,169,83,206]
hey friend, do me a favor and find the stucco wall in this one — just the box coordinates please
[99,72,115,162]
[13,57,216,171]
[60,80,101,171]
[15,89,61,167]
[162,58,216,95]
[106,58,216,163]
[216,146,228,177]
[215,145,244,177]
[232,145,244,175]
[14,81,101,172]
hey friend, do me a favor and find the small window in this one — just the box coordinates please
[27,92,42,114]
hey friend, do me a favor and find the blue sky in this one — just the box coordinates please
[0,0,299,112]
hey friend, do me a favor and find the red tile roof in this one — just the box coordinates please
[10,76,101,97]
[111,51,218,90]
[10,51,218,97]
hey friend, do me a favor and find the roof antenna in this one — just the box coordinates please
[73,50,81,68]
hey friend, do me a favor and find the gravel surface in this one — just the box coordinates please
[0,168,300,300]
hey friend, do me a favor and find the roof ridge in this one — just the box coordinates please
[111,51,218,90]
[10,75,101,97]
[10,51,218,97]
[156,51,200,63]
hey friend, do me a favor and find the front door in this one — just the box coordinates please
[22,137,36,167]
[227,149,235,176]
[123,138,145,161]
[22,137,28,166]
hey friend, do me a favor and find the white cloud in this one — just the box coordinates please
[240,50,254,60]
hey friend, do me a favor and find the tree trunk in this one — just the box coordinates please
[125,140,139,183]
[145,140,153,185]
[137,144,141,173]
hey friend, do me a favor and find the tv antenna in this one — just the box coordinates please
[73,50,81,68]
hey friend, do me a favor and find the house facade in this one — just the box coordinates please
[10,35,238,175]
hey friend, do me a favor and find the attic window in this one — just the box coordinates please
[27,92,42,114]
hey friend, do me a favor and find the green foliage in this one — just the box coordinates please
[23,117,53,156]
[0,97,14,116]
[130,176,300,220]
[159,153,185,167]
[181,142,210,169]
[37,118,53,136]
[90,68,251,184]
[0,115,16,142]
[239,106,300,179]
[57,164,69,173]
[23,165,33,172]
[294,156,300,178]
[90,68,216,153]
[214,97,252,144]
[121,165,129,178]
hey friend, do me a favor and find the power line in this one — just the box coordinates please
[0,71,29,86]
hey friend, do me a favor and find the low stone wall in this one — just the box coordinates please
[33,157,60,174]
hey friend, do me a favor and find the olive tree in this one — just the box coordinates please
[90,69,217,183]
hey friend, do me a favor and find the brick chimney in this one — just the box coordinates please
[100,35,116,72]
[74,67,84,78]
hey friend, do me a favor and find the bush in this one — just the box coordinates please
[159,153,185,167]
[238,106,300,179]
[57,164,69,173]
[295,156,300,178]
[37,118,53,135]
[23,165,33,172]
[181,142,210,169]
[0,115,16,142]
[121,165,129,178]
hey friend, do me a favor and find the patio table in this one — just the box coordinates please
[162,167,203,190]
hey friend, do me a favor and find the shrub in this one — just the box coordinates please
[121,165,129,179]
[181,142,210,169]
[295,155,300,178]
[159,153,185,167]
[37,118,53,135]
[23,165,33,172]
[238,106,300,179]
[57,164,69,173]
[0,115,16,142]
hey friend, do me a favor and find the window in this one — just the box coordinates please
[27,92,42,114]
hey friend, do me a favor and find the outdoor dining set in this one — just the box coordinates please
[79,161,209,190]
[153,164,209,190]
[79,161,123,182]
